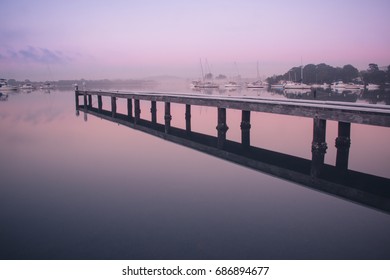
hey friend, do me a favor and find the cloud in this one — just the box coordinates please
[1,46,71,64]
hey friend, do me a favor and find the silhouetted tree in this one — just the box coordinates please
[302,64,316,83]
[368,63,379,73]
[362,63,386,84]
[341,64,359,82]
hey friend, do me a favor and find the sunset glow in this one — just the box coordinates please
[1,0,390,80]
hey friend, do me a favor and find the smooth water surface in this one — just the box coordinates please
[1,87,390,260]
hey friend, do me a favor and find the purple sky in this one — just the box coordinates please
[1,0,389,81]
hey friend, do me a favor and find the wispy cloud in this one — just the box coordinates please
[1,46,71,64]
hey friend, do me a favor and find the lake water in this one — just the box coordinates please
[1,85,390,260]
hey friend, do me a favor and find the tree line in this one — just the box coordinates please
[266,63,390,85]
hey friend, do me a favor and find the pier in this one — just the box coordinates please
[75,89,390,213]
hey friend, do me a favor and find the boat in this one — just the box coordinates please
[247,61,268,88]
[284,82,311,89]
[331,81,364,90]
[311,83,329,89]
[270,83,285,89]
[20,83,35,90]
[0,79,18,91]
[191,80,219,89]
[247,80,268,88]
[192,59,219,89]
[284,64,310,89]
[366,83,380,90]
[224,81,242,88]
[344,83,362,90]
[196,81,219,88]
[40,82,54,89]
[331,81,347,89]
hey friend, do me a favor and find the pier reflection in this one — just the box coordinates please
[76,93,390,214]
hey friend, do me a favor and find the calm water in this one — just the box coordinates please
[1,86,390,260]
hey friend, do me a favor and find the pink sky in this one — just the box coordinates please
[1,0,390,80]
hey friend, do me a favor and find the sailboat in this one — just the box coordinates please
[191,59,219,89]
[247,61,268,88]
[224,62,242,88]
[284,65,311,89]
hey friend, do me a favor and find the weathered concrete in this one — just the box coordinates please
[76,90,390,127]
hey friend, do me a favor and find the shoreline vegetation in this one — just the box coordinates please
[2,63,390,89]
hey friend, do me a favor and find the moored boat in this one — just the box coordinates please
[40,82,54,89]
[224,81,242,88]
[366,83,380,90]
[284,82,311,89]
[0,79,18,91]
[20,83,35,90]
[246,80,268,88]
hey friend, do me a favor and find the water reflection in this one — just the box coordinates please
[1,89,390,260]
[0,92,8,101]
[78,100,390,214]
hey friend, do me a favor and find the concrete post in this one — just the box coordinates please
[335,122,351,170]
[241,110,251,147]
[185,104,191,133]
[134,99,140,124]
[111,96,117,118]
[98,95,102,113]
[151,101,157,123]
[311,117,327,177]
[216,107,229,149]
[164,102,172,133]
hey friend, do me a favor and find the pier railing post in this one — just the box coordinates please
[311,117,327,177]
[164,102,172,133]
[185,104,191,133]
[216,107,229,149]
[88,94,92,107]
[335,122,351,170]
[241,110,251,148]
[83,93,87,111]
[98,95,102,113]
[134,99,140,124]
[127,98,133,119]
[75,89,79,108]
[111,96,117,117]
[151,101,157,124]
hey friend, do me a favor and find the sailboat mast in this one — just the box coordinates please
[300,57,303,83]
[199,58,205,82]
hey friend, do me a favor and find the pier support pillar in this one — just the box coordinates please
[88,94,92,107]
[164,102,172,133]
[241,110,251,148]
[111,96,117,117]
[335,122,351,170]
[151,101,157,123]
[75,91,79,108]
[134,99,141,124]
[127,98,133,119]
[98,95,102,113]
[216,108,229,149]
[185,104,191,133]
[311,117,327,177]
[83,93,87,110]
